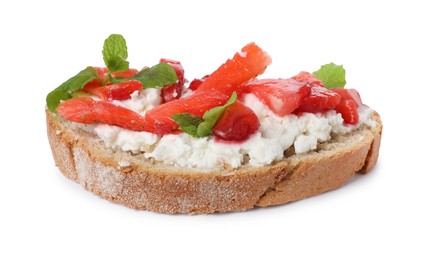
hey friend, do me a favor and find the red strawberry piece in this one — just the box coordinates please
[96,67,109,79]
[331,88,362,124]
[83,68,138,92]
[213,101,260,142]
[188,75,209,91]
[196,42,272,96]
[83,67,109,91]
[57,97,152,132]
[145,43,271,135]
[83,80,102,91]
[245,78,311,117]
[88,80,142,101]
[160,58,185,103]
[291,71,325,87]
[111,68,139,79]
[296,86,341,113]
[335,98,359,124]
[145,91,229,135]
[332,88,363,107]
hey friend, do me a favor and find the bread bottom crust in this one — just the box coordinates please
[46,110,382,214]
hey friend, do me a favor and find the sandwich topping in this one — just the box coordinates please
[47,34,376,171]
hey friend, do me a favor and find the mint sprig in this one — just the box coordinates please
[130,62,177,89]
[46,34,179,113]
[172,92,237,138]
[102,34,129,73]
[313,63,346,89]
[46,66,98,112]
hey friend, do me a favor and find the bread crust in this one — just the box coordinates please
[46,110,382,214]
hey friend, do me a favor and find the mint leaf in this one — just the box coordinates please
[197,92,237,137]
[131,62,177,89]
[102,34,129,73]
[46,66,98,112]
[172,113,203,137]
[46,90,72,113]
[313,63,346,89]
[58,66,98,92]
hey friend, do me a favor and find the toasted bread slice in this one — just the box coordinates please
[46,109,382,214]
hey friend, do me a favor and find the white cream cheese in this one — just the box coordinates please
[111,88,162,116]
[87,91,376,171]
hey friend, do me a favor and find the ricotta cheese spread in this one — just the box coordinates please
[85,90,376,171]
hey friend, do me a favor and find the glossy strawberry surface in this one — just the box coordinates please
[291,71,324,87]
[57,97,152,132]
[145,92,229,135]
[196,42,272,96]
[188,75,209,91]
[245,78,311,116]
[111,68,138,79]
[83,67,138,91]
[335,98,359,124]
[88,80,142,101]
[212,101,259,141]
[332,88,363,107]
[160,58,185,103]
[296,86,341,113]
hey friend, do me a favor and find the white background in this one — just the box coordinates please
[1,0,424,259]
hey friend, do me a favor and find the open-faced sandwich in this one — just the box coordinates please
[46,34,382,214]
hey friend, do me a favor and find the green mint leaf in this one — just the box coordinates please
[102,34,129,73]
[58,66,98,92]
[197,92,237,137]
[312,63,346,89]
[46,90,72,113]
[46,66,98,112]
[131,62,177,89]
[172,113,203,137]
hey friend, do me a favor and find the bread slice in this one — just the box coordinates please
[46,109,382,214]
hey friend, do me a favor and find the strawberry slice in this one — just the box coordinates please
[213,101,259,141]
[332,88,363,107]
[196,42,272,95]
[83,67,139,91]
[160,58,185,103]
[111,68,138,79]
[188,75,209,91]
[83,67,109,91]
[145,92,229,135]
[296,86,341,113]
[292,71,343,113]
[331,88,362,124]
[291,71,324,87]
[57,97,152,132]
[335,99,359,124]
[244,78,311,117]
[144,43,271,135]
[87,80,142,101]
